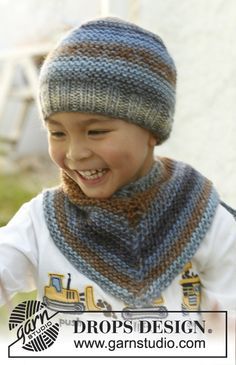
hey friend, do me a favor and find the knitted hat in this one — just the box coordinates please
[38,17,177,144]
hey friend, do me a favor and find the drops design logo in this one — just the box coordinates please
[9,300,59,352]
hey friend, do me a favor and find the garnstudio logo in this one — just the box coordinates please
[9,300,59,352]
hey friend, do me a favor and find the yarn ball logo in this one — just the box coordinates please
[9,300,59,352]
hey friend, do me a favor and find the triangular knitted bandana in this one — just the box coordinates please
[43,157,219,306]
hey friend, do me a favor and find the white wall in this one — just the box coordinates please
[0,0,101,48]
[0,0,235,206]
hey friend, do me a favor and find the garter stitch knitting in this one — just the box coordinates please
[38,17,176,144]
[43,158,220,306]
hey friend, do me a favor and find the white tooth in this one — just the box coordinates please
[78,169,107,180]
[88,174,97,180]
[79,171,88,176]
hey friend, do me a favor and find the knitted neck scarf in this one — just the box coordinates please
[43,157,219,306]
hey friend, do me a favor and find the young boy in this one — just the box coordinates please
[0,17,235,316]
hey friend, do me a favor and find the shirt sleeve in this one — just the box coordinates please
[0,201,38,306]
[195,204,236,311]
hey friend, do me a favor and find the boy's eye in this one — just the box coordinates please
[49,131,65,138]
[88,130,109,136]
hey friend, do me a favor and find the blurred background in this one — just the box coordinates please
[0,0,236,227]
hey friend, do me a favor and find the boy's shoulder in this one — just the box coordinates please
[5,189,58,229]
[4,191,45,227]
[23,186,60,210]
[193,202,236,270]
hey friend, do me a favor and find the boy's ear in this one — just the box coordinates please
[148,133,158,147]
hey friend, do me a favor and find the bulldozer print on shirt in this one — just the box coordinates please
[43,273,113,314]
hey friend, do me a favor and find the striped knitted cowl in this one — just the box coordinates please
[43,157,219,306]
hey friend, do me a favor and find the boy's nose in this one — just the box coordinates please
[65,140,92,163]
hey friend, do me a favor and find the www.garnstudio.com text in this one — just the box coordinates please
[72,319,208,351]
[73,336,206,351]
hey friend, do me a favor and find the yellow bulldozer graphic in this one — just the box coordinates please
[43,273,101,312]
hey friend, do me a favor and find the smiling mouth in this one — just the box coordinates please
[76,169,108,181]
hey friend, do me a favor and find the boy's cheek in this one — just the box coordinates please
[48,148,64,168]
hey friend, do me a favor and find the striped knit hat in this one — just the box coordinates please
[39,17,177,144]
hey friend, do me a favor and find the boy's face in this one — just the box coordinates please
[45,112,156,199]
